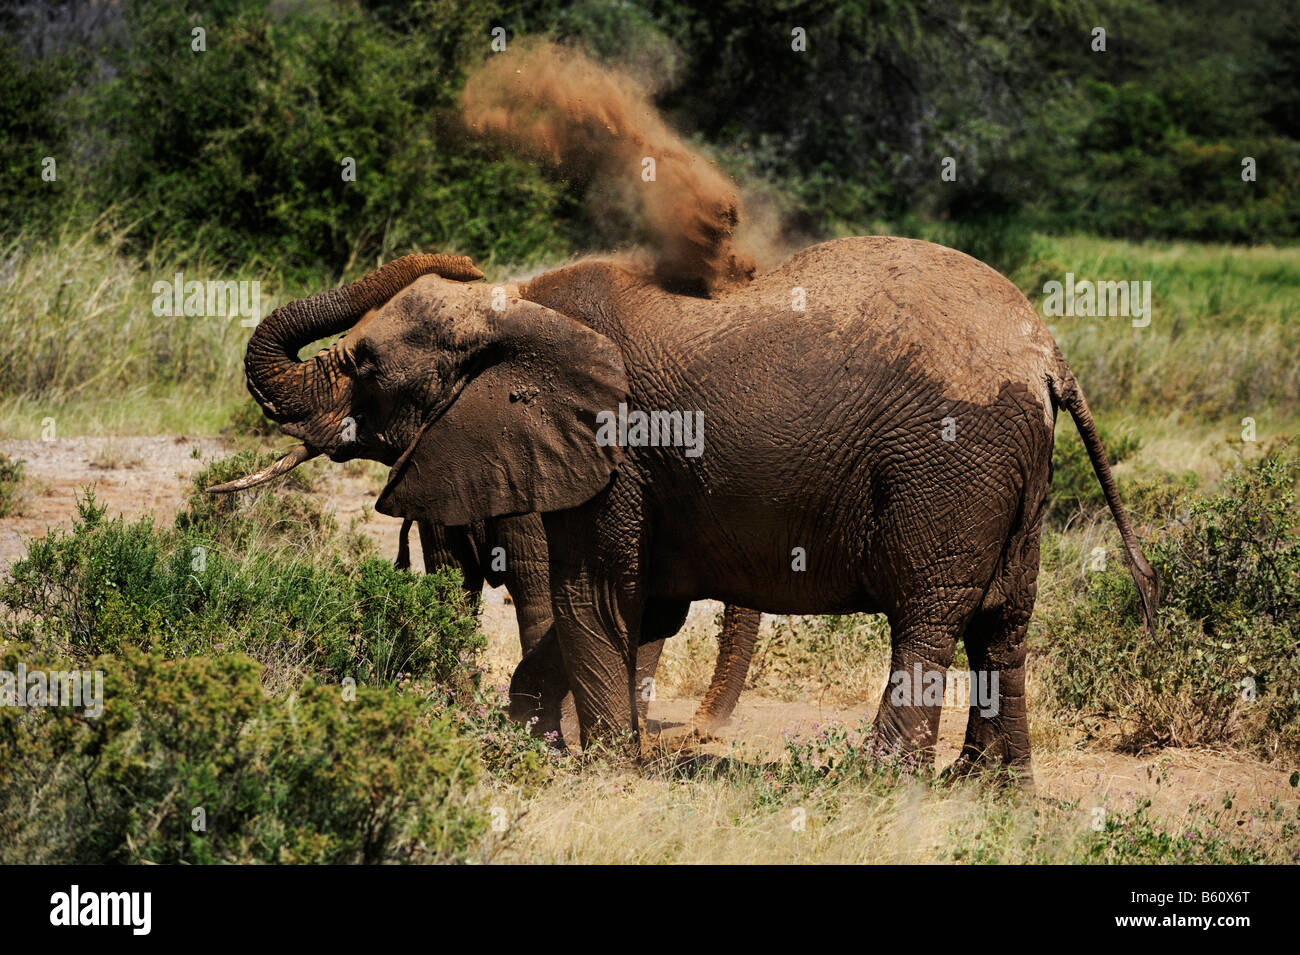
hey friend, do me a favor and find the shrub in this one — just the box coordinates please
[0,645,484,863]
[1,490,483,693]
[1082,796,1275,865]
[1041,440,1300,755]
[91,0,572,273]
[176,450,334,552]
[0,38,77,232]
[1153,440,1300,628]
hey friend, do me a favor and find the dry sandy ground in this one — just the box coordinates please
[2,435,1296,821]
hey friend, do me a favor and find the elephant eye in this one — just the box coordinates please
[343,343,376,378]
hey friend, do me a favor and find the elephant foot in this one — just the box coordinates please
[941,753,1035,793]
[868,711,939,775]
[686,713,732,742]
[638,721,703,759]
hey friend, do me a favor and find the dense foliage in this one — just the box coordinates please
[0,455,557,862]
[1043,442,1300,756]
[3,0,1297,275]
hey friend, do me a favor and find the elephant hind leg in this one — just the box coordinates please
[690,605,760,737]
[871,593,983,768]
[948,474,1044,787]
[945,605,1034,788]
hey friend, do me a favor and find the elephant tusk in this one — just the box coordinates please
[205,444,319,493]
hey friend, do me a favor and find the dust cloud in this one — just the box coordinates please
[461,40,756,293]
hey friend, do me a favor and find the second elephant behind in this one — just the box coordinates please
[395,513,760,740]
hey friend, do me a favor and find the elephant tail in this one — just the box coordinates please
[1049,356,1160,632]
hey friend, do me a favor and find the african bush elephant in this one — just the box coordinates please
[393,514,759,739]
[211,238,1158,781]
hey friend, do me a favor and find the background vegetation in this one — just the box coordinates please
[1,0,1297,863]
[5,0,1298,269]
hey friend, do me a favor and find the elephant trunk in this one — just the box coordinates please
[245,253,483,424]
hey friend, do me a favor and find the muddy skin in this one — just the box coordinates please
[394,514,760,746]
[223,235,1158,784]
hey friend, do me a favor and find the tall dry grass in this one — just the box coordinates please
[0,217,300,436]
[484,756,1295,864]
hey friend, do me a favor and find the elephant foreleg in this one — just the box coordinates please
[509,627,570,747]
[690,605,760,737]
[491,516,554,656]
[418,520,484,605]
[542,485,647,755]
[395,518,414,571]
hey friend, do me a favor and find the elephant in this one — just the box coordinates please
[210,237,1158,782]
[392,514,760,740]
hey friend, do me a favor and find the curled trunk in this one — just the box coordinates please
[245,253,482,426]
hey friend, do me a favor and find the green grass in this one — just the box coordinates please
[0,220,262,437]
[1015,235,1300,423]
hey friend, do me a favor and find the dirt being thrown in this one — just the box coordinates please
[461,41,754,293]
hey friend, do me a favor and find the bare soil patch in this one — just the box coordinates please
[2,435,1292,819]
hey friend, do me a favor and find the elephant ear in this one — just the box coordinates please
[376,299,628,526]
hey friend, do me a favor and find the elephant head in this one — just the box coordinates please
[211,254,629,527]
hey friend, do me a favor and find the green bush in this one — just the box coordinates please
[89,0,572,273]
[1,489,483,693]
[1031,79,1300,242]
[177,450,335,551]
[1041,441,1300,755]
[0,645,483,863]
[0,457,558,863]
[0,38,76,231]
[1153,440,1300,628]
[1082,796,1275,865]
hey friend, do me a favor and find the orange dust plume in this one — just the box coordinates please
[461,41,754,293]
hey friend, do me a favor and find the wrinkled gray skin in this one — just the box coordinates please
[214,239,1158,784]
[394,514,760,739]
